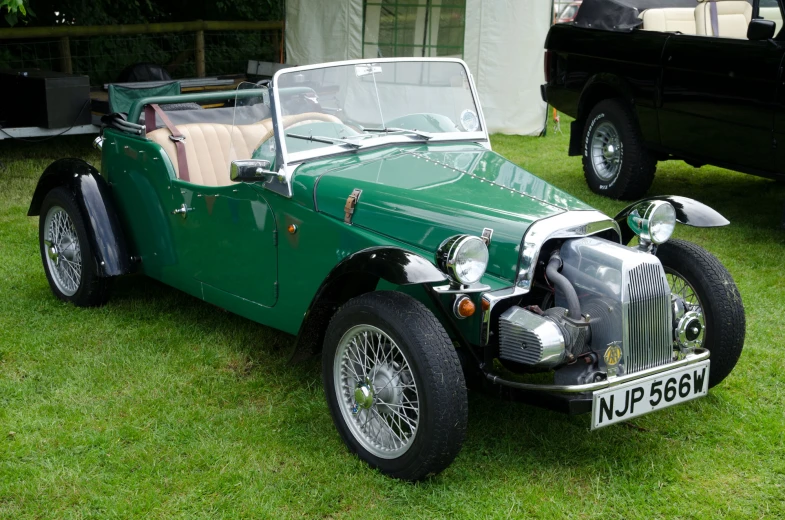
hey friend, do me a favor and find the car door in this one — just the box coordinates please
[166,178,278,307]
[658,5,782,172]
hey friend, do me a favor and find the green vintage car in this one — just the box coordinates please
[28,58,745,481]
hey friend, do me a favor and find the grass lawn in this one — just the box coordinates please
[1,122,784,519]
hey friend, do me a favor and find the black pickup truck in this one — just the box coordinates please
[544,0,785,199]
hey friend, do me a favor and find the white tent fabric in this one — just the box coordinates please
[463,0,550,135]
[284,0,550,136]
[285,0,363,64]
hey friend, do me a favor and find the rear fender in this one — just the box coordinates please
[28,158,131,277]
[614,195,730,244]
[289,247,447,362]
[570,75,636,156]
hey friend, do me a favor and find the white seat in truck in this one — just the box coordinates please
[640,8,697,34]
[695,0,752,38]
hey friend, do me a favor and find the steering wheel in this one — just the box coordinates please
[253,112,348,156]
[282,112,343,130]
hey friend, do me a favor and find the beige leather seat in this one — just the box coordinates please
[147,112,342,186]
[640,8,697,34]
[695,0,752,38]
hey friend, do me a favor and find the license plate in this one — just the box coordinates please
[591,360,710,429]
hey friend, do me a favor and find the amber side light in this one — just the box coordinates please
[456,297,476,318]
[287,224,298,234]
[481,298,490,312]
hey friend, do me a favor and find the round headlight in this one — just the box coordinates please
[628,200,677,245]
[436,235,489,285]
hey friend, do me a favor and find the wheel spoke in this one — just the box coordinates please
[334,324,420,458]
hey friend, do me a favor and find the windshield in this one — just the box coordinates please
[270,59,485,163]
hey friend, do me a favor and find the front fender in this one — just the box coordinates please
[28,159,131,277]
[614,195,730,244]
[289,247,447,362]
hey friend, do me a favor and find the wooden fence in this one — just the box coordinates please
[0,20,285,77]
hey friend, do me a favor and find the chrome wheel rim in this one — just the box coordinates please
[333,324,419,459]
[590,121,622,181]
[665,269,702,310]
[665,268,705,348]
[43,206,82,296]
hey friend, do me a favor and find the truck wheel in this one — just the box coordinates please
[656,239,745,388]
[582,99,656,200]
[322,291,468,481]
[39,187,112,307]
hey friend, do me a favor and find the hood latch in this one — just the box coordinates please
[344,188,362,224]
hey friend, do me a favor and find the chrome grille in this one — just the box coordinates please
[624,263,673,373]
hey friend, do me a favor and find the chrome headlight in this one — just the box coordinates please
[627,200,676,245]
[436,235,489,285]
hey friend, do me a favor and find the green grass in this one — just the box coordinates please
[1,125,784,519]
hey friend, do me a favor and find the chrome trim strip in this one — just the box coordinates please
[516,210,622,290]
[485,348,710,394]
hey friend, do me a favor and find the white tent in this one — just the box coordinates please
[284,0,552,136]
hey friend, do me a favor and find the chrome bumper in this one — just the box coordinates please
[486,348,710,394]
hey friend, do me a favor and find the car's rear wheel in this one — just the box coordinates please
[656,239,745,388]
[39,187,111,307]
[322,291,467,481]
[582,98,656,200]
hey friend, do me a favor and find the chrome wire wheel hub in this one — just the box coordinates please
[43,206,82,296]
[590,121,622,181]
[666,268,705,350]
[334,325,419,459]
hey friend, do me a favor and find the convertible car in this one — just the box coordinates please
[28,58,745,480]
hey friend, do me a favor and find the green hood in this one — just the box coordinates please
[313,146,593,282]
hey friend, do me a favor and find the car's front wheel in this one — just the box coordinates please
[582,98,657,200]
[322,291,468,481]
[39,187,111,307]
[656,239,745,388]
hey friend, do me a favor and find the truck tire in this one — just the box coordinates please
[582,99,656,200]
[322,291,468,481]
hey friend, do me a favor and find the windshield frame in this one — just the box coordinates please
[270,57,490,170]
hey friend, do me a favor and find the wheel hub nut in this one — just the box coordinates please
[353,382,374,411]
[676,310,704,352]
[47,244,60,264]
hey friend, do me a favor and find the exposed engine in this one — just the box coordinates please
[499,236,679,384]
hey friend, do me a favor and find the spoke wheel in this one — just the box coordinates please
[656,239,745,388]
[38,187,112,307]
[322,291,468,481]
[43,206,82,296]
[665,269,702,310]
[334,325,419,459]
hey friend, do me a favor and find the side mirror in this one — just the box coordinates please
[229,159,274,182]
[747,18,776,41]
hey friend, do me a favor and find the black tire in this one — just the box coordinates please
[39,187,112,307]
[582,98,656,200]
[656,239,745,388]
[322,291,468,481]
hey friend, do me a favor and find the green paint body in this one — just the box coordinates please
[101,128,592,342]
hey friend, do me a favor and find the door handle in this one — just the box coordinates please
[172,203,194,219]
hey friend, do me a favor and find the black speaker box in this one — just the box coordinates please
[0,69,91,129]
